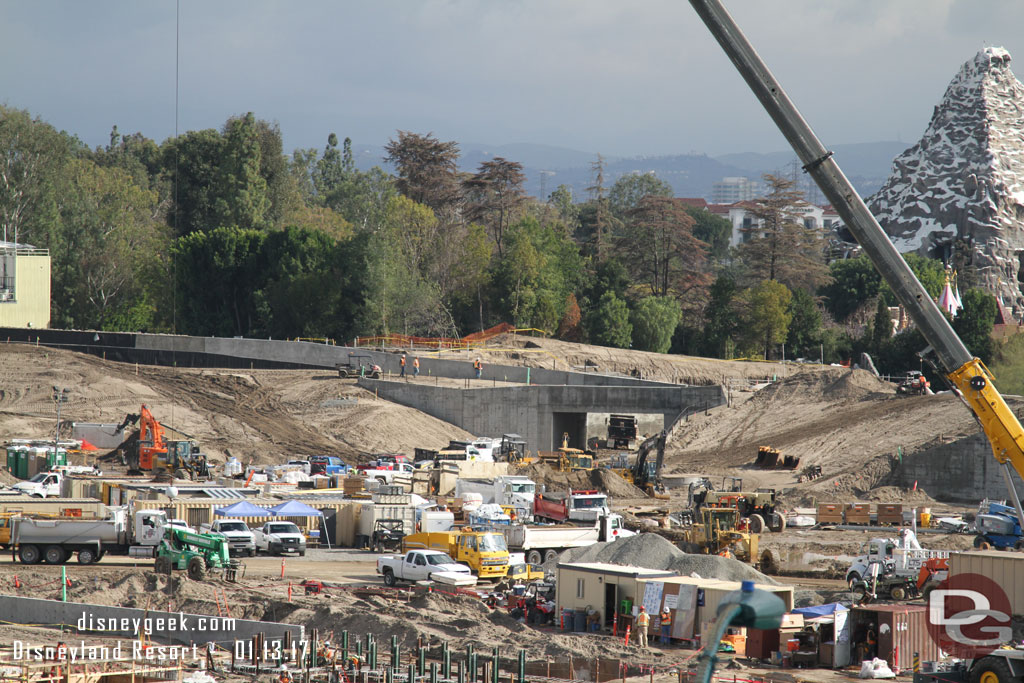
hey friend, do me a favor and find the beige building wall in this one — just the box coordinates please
[0,251,51,329]
[949,550,1024,617]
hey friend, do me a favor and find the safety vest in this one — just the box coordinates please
[637,612,650,627]
[661,610,671,626]
[400,357,406,366]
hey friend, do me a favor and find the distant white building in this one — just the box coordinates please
[711,176,760,204]
[704,201,842,248]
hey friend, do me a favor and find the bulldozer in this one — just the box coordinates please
[153,526,243,581]
[116,405,210,480]
[682,507,759,564]
[691,485,786,533]
[537,433,594,472]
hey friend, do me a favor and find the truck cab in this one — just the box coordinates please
[403,528,510,579]
[845,534,950,585]
[11,472,62,498]
[309,455,347,476]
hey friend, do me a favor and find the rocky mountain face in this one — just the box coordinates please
[868,47,1024,320]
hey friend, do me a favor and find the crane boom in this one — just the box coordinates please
[688,0,1024,525]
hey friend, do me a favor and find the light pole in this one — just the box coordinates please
[52,386,69,467]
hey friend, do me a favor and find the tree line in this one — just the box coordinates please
[0,106,998,375]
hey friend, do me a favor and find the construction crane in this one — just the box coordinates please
[688,0,1024,532]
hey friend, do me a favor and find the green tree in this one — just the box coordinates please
[953,288,998,363]
[737,174,830,292]
[737,280,792,359]
[820,255,881,322]
[785,288,823,358]
[315,133,344,200]
[213,112,271,230]
[686,207,732,260]
[586,291,632,348]
[384,131,461,218]
[701,274,738,358]
[163,128,225,235]
[556,293,583,342]
[631,296,682,353]
[608,172,673,219]
[870,297,892,353]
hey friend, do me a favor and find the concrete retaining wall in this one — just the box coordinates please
[359,379,726,451]
[891,433,1024,502]
[0,595,303,647]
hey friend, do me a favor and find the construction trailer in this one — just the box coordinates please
[554,562,675,631]
[948,550,1024,616]
[848,605,941,671]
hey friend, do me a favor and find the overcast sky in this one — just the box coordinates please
[3,1,1023,159]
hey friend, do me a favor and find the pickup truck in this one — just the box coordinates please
[845,531,949,585]
[376,550,477,587]
[200,518,257,557]
[11,472,63,498]
[253,521,306,556]
[361,462,415,485]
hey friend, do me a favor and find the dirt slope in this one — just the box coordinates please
[668,367,986,502]
[0,345,472,466]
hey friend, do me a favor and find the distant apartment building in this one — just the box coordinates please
[711,176,759,204]
[701,202,842,248]
[0,242,51,329]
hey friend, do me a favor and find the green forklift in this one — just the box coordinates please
[153,526,244,581]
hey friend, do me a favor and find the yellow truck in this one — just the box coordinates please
[402,527,510,579]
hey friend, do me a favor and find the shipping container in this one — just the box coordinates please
[850,605,940,670]
[949,550,1024,617]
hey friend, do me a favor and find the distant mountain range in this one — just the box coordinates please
[349,139,911,203]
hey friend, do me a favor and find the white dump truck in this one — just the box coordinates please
[502,514,635,565]
[454,476,536,521]
[11,507,167,565]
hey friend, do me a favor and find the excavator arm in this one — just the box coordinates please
[689,0,1024,528]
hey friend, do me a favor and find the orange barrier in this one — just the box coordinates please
[356,323,520,350]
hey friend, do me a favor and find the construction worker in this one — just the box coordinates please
[413,357,420,377]
[400,354,406,377]
[474,358,483,379]
[278,664,293,683]
[866,623,878,659]
[660,606,672,645]
[636,606,650,649]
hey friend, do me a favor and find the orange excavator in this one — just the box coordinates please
[116,405,210,480]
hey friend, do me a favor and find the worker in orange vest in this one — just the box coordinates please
[660,607,672,645]
[474,358,483,379]
[636,606,650,649]
[399,354,406,377]
[413,357,420,377]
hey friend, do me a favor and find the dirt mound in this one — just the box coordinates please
[517,463,646,499]
[556,533,778,585]
[823,370,896,400]
[749,368,891,407]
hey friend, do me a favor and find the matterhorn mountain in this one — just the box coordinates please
[868,47,1024,321]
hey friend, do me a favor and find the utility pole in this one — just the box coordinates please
[52,386,69,465]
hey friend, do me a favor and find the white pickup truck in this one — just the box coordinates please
[200,518,257,557]
[253,521,306,556]
[376,549,477,587]
[361,462,415,485]
[10,472,63,498]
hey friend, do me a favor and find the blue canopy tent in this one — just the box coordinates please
[792,603,850,668]
[213,500,274,517]
[270,500,329,548]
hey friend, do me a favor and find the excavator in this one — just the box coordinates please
[627,430,669,499]
[688,0,1024,540]
[116,405,210,480]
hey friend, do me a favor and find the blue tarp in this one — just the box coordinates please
[214,500,275,517]
[270,500,323,517]
[792,603,848,618]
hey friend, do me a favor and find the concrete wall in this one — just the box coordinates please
[0,595,303,647]
[358,379,726,451]
[890,433,1024,502]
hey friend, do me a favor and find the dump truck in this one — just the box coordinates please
[533,490,609,524]
[502,514,634,565]
[11,506,167,565]
[607,415,638,449]
[402,527,510,579]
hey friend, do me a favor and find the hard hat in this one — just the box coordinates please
[639,606,646,611]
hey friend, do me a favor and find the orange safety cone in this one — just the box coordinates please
[14,575,20,588]
[624,625,631,646]
[613,618,618,637]
[288,582,293,602]
[281,557,286,578]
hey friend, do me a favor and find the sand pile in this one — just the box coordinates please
[555,533,778,585]
[518,464,646,499]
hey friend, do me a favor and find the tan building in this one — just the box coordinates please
[556,562,675,630]
[949,550,1024,617]
[0,243,50,328]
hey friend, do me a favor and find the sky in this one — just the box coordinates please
[2,1,1024,159]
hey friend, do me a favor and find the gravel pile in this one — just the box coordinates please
[554,533,779,585]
